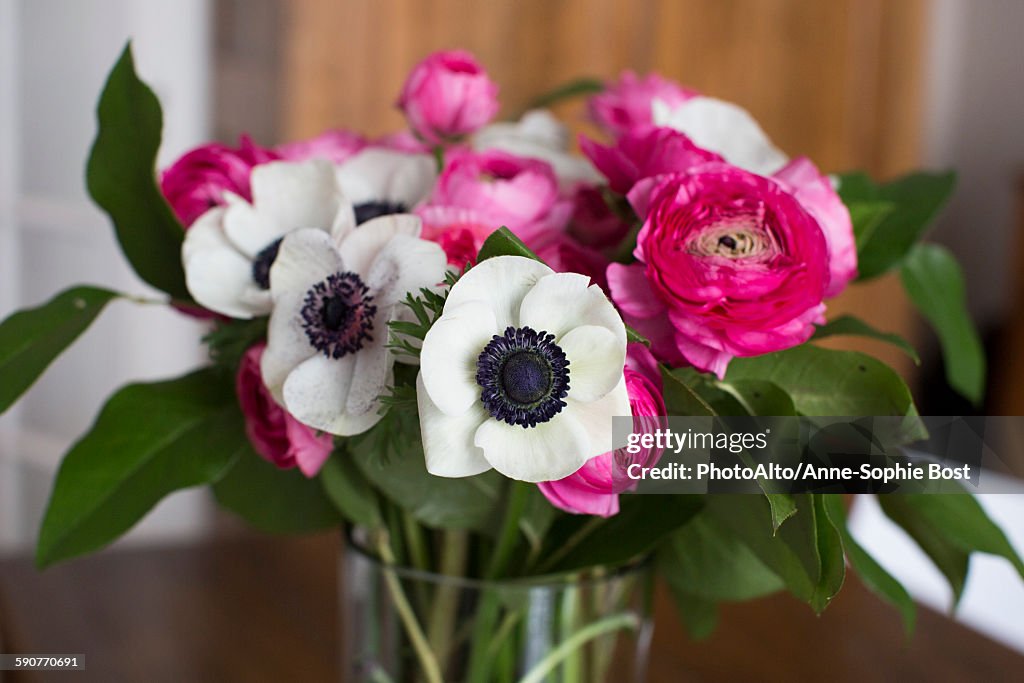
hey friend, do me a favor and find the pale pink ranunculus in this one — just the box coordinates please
[608,165,830,378]
[580,126,723,194]
[589,70,697,138]
[538,344,665,517]
[236,343,334,477]
[417,148,571,248]
[275,129,367,165]
[160,135,278,227]
[375,129,433,154]
[417,205,498,267]
[397,50,499,145]
[772,157,857,297]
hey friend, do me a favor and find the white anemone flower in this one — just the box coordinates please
[652,96,789,177]
[336,148,436,224]
[417,256,630,482]
[261,215,447,436]
[182,159,355,319]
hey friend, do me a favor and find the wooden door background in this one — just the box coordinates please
[214,0,930,378]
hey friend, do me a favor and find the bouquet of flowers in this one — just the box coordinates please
[3,45,1022,682]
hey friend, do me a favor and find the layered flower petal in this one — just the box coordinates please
[420,300,498,416]
[442,255,553,329]
[418,374,492,478]
[474,411,591,482]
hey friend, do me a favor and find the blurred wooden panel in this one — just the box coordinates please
[220,0,931,378]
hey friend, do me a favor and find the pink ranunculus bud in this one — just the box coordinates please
[538,344,666,517]
[589,70,696,138]
[609,165,830,378]
[275,129,367,165]
[397,50,500,145]
[160,135,277,228]
[236,343,334,478]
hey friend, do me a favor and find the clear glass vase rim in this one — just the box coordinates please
[344,529,653,591]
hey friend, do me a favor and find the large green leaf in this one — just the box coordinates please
[350,412,503,533]
[725,345,921,421]
[837,171,956,280]
[37,369,244,568]
[86,43,191,301]
[705,494,845,612]
[847,200,895,251]
[881,490,1024,606]
[821,495,916,634]
[541,495,704,573]
[900,243,985,405]
[812,315,920,364]
[213,449,342,534]
[320,450,382,528]
[0,286,119,415]
[661,367,716,417]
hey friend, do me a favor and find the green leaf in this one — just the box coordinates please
[543,495,704,573]
[885,491,1024,595]
[848,201,895,251]
[836,171,956,281]
[661,366,716,417]
[659,513,784,602]
[625,325,649,346]
[350,416,503,533]
[713,379,797,416]
[704,494,844,612]
[320,451,382,528]
[86,43,191,301]
[821,495,916,635]
[878,495,971,604]
[37,369,244,568]
[476,226,542,263]
[0,286,119,415]
[527,77,605,110]
[900,243,985,405]
[661,584,719,640]
[725,345,922,423]
[812,315,920,364]
[213,449,342,534]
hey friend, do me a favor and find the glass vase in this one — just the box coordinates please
[340,533,654,683]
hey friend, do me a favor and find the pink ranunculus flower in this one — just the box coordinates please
[589,70,697,138]
[417,205,497,267]
[538,344,665,517]
[236,343,334,478]
[275,129,367,165]
[568,185,632,250]
[609,165,830,378]
[397,50,499,145]
[580,126,723,195]
[417,148,572,248]
[534,232,612,294]
[160,135,278,227]
[772,158,857,297]
[375,129,433,154]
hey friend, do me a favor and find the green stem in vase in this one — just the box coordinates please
[517,612,641,683]
[374,534,444,683]
[487,481,529,579]
[427,529,468,670]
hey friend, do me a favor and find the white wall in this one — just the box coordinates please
[924,0,1024,327]
[0,0,214,554]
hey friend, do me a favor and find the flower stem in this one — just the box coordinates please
[487,481,529,579]
[427,530,467,668]
[534,517,605,574]
[374,534,444,683]
[517,612,640,683]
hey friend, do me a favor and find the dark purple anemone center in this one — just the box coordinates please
[300,272,377,359]
[476,326,570,428]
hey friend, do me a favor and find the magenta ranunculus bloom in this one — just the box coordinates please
[417,148,571,248]
[609,165,830,378]
[236,343,334,478]
[275,129,367,165]
[589,70,696,138]
[534,232,612,294]
[538,344,666,517]
[397,50,499,145]
[772,157,857,297]
[567,185,631,250]
[160,135,277,227]
[580,126,723,194]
